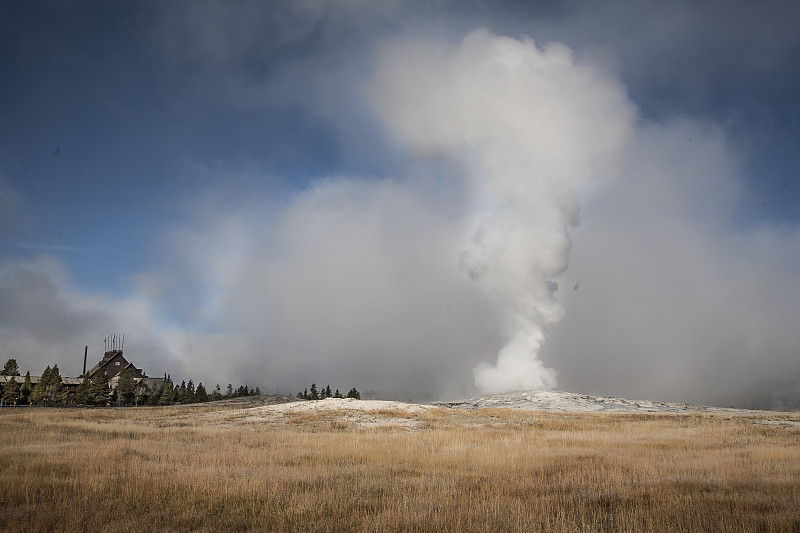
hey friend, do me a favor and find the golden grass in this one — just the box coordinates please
[1,405,798,532]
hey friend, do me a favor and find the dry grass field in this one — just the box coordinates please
[1,400,799,532]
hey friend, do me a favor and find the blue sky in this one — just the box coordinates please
[1,1,799,408]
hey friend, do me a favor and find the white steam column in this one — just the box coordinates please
[369,29,634,394]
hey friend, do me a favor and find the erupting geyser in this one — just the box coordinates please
[370,29,635,394]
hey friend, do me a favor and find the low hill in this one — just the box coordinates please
[433,389,782,414]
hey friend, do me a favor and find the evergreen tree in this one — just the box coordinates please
[325,385,332,399]
[31,365,67,405]
[30,366,51,406]
[116,368,136,406]
[149,381,163,406]
[346,387,361,400]
[75,374,91,405]
[186,380,196,403]
[302,388,309,400]
[334,388,342,398]
[2,375,20,405]
[174,380,186,404]
[195,382,208,403]
[89,369,110,405]
[226,383,233,398]
[211,384,222,401]
[254,386,261,395]
[1,358,20,377]
[160,375,174,405]
[43,365,66,406]
[20,371,32,405]
[2,358,21,405]
[309,383,319,400]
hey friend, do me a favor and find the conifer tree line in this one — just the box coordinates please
[145,378,261,406]
[296,383,360,400]
[1,358,66,407]
[0,358,262,407]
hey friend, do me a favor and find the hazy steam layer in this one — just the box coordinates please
[369,29,635,393]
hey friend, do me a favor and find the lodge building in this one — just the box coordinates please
[83,348,164,403]
[1,343,163,405]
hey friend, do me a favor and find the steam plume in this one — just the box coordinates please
[369,29,634,393]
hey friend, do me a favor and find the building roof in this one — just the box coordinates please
[0,375,82,386]
[86,350,144,380]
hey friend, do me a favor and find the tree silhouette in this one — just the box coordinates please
[20,372,32,405]
[1,359,20,377]
[89,368,110,405]
[2,375,19,405]
[195,383,208,402]
[115,368,136,406]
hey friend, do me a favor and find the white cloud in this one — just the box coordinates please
[543,119,800,408]
[0,255,177,378]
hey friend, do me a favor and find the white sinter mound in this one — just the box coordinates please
[434,390,765,414]
[266,397,431,414]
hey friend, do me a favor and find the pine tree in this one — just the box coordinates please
[52,365,66,405]
[174,380,186,404]
[195,382,208,403]
[346,387,361,400]
[160,375,174,405]
[334,388,342,398]
[325,385,332,399]
[226,384,233,398]
[211,384,222,401]
[20,371,32,405]
[0,360,18,405]
[116,368,136,406]
[310,383,319,400]
[89,369,110,406]
[2,375,20,405]
[186,380,196,403]
[254,386,261,395]
[75,374,91,405]
[149,381,162,405]
[302,388,309,400]
[1,358,20,377]
[30,366,51,406]
[35,365,66,406]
